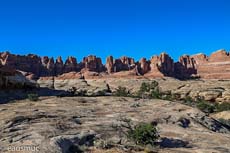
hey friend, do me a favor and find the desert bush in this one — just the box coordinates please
[216,103,230,112]
[137,81,161,99]
[183,96,193,104]
[27,93,39,101]
[127,122,159,146]
[112,117,159,148]
[114,86,130,97]
[196,100,215,113]
[150,88,161,99]
[139,82,150,93]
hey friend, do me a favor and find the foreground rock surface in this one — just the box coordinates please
[0,97,229,153]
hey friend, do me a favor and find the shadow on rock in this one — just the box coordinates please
[0,87,71,104]
[159,137,190,148]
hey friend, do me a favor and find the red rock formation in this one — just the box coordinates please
[146,56,164,77]
[0,51,10,65]
[114,56,135,72]
[63,56,78,73]
[106,56,114,74]
[81,55,104,72]
[0,52,41,76]
[193,50,230,79]
[120,56,135,65]
[138,58,149,75]
[1,49,230,80]
[147,53,174,77]
[55,56,64,75]
[159,53,174,76]
[179,55,196,70]
[174,55,197,79]
[209,49,230,62]
[40,56,55,76]
[191,53,208,65]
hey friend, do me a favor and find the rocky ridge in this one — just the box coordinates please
[1,49,230,80]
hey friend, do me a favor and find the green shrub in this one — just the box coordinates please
[127,123,159,146]
[139,82,150,93]
[27,93,39,101]
[114,86,130,97]
[150,81,159,89]
[196,100,215,113]
[161,94,174,101]
[183,96,193,104]
[216,103,230,112]
[150,88,161,99]
[137,81,161,99]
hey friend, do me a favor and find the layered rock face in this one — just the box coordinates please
[81,55,104,72]
[0,52,41,76]
[1,49,230,79]
[175,49,230,79]
[195,50,230,79]
[175,55,197,79]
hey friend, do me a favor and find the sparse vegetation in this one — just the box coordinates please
[137,81,161,99]
[114,86,130,97]
[181,96,230,113]
[215,103,230,112]
[113,81,230,114]
[112,117,159,147]
[27,93,39,101]
[196,99,215,113]
[127,122,159,146]
[183,96,194,105]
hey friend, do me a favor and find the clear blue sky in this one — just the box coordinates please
[0,0,229,63]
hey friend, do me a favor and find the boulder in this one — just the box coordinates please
[0,66,37,89]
